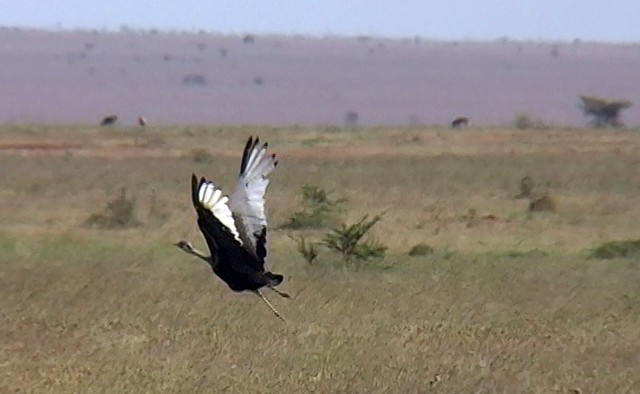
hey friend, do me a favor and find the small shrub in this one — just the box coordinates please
[282,211,325,230]
[514,113,547,130]
[192,148,214,163]
[528,193,556,213]
[323,213,386,264]
[281,185,346,229]
[84,187,140,229]
[591,240,640,259]
[351,241,387,261]
[515,175,534,199]
[408,243,434,256]
[292,235,318,264]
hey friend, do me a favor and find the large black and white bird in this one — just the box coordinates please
[176,136,290,320]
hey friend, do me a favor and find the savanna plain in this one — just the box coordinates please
[1,125,640,393]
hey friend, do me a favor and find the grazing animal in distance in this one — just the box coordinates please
[176,137,290,321]
[137,116,147,126]
[451,116,470,129]
[100,114,118,126]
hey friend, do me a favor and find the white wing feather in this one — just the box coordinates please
[229,139,277,257]
[197,181,243,244]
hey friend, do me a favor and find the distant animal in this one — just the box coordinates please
[176,137,290,321]
[137,116,147,126]
[451,116,470,129]
[100,114,118,126]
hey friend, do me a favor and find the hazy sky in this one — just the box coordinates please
[2,0,639,42]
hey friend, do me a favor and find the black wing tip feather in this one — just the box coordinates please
[190,173,213,210]
[240,135,273,175]
[240,136,255,175]
[191,173,199,207]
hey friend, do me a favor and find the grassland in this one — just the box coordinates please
[1,125,640,393]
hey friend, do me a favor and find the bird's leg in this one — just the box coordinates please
[268,286,291,299]
[254,290,286,322]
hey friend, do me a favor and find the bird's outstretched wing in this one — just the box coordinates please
[229,137,278,263]
[191,174,243,257]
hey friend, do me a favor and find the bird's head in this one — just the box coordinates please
[175,240,194,253]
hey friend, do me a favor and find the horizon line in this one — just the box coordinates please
[1,24,639,46]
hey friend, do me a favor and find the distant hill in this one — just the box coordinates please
[0,28,638,126]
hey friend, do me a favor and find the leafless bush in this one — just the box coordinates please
[84,187,141,229]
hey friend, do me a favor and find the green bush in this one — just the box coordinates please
[323,214,386,264]
[590,240,640,259]
[408,243,434,256]
[281,184,346,229]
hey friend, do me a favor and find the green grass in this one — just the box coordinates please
[1,125,640,392]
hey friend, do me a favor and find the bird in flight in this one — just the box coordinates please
[176,136,290,321]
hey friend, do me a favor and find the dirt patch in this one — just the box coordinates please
[0,142,82,151]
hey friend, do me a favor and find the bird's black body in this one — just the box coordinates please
[177,136,289,320]
[178,136,289,301]
[190,173,283,293]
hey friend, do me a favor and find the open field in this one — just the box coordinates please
[1,125,640,393]
[1,29,640,126]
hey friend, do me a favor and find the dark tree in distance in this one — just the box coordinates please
[579,95,632,128]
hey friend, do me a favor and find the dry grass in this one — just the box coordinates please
[1,125,640,393]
